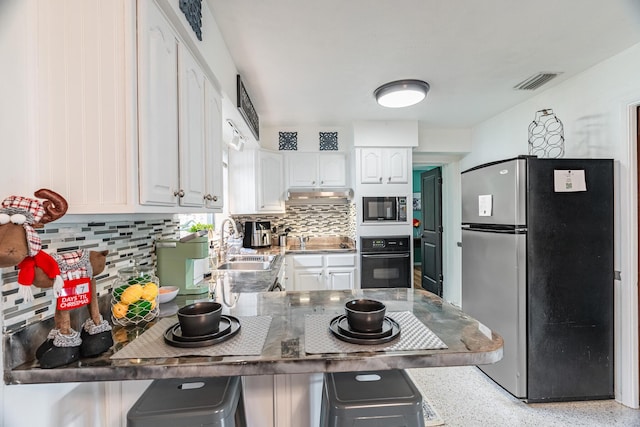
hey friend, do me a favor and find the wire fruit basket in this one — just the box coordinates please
[111,263,159,326]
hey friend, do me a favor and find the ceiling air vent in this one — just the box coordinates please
[514,72,562,91]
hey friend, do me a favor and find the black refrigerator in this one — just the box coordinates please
[461,156,614,402]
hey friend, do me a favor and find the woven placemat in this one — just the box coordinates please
[304,311,447,354]
[110,316,272,359]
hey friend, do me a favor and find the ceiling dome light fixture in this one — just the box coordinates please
[374,79,430,108]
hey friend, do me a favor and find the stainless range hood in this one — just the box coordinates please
[286,188,353,203]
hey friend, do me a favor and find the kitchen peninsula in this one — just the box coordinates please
[4,288,502,385]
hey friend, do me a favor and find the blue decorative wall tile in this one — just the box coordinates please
[279,132,298,150]
[319,132,338,150]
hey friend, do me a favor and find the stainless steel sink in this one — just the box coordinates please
[217,254,276,271]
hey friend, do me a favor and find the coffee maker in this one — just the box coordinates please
[243,221,271,248]
[156,231,210,295]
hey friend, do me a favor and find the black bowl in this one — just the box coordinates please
[344,299,386,332]
[177,302,222,337]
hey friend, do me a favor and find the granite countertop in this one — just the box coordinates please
[4,288,503,385]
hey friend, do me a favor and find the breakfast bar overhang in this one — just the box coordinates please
[4,288,503,385]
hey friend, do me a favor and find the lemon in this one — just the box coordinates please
[112,302,128,319]
[120,284,143,305]
[112,284,129,302]
[141,282,158,301]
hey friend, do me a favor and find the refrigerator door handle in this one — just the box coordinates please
[463,226,527,234]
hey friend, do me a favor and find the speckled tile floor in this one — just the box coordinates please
[407,366,640,426]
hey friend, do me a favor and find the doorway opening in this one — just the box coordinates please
[411,165,443,296]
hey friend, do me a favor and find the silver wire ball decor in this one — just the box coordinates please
[528,109,565,158]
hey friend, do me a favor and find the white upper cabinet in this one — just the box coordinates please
[287,153,347,188]
[228,149,285,214]
[288,153,318,187]
[32,0,132,213]
[137,0,180,206]
[203,78,224,210]
[359,148,409,184]
[258,150,286,212]
[18,0,225,213]
[318,153,347,187]
[138,1,223,210]
[177,45,207,207]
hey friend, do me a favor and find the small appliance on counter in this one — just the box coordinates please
[156,231,210,295]
[243,221,271,248]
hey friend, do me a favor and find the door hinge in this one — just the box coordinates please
[437,177,442,184]
[438,226,443,232]
[614,270,621,281]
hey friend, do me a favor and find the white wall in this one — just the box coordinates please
[417,127,472,153]
[462,42,640,408]
[462,43,640,170]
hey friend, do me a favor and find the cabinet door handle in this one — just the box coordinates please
[379,177,382,182]
[204,194,212,201]
[212,195,218,202]
[174,189,185,198]
[312,180,316,185]
[320,180,324,185]
[388,177,391,182]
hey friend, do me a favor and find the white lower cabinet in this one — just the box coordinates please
[326,268,355,290]
[287,253,357,290]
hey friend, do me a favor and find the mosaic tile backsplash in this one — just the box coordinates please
[233,203,356,239]
[1,217,179,332]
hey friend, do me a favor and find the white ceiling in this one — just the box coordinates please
[208,0,640,129]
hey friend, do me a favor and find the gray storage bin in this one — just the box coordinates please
[320,370,425,427]
[127,376,246,427]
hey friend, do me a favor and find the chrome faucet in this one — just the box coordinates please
[218,218,239,261]
[298,235,309,250]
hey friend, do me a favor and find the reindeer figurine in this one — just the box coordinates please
[0,189,113,368]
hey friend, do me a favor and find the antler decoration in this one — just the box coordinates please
[33,188,68,227]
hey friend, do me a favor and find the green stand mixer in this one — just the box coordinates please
[156,231,210,295]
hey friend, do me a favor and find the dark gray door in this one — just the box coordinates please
[421,168,442,296]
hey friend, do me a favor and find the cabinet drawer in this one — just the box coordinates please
[291,255,324,268]
[325,254,356,267]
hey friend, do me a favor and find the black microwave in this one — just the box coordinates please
[362,196,408,222]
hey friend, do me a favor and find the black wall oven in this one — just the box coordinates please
[360,236,411,288]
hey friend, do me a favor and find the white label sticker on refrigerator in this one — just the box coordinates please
[553,170,587,192]
[478,194,493,216]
